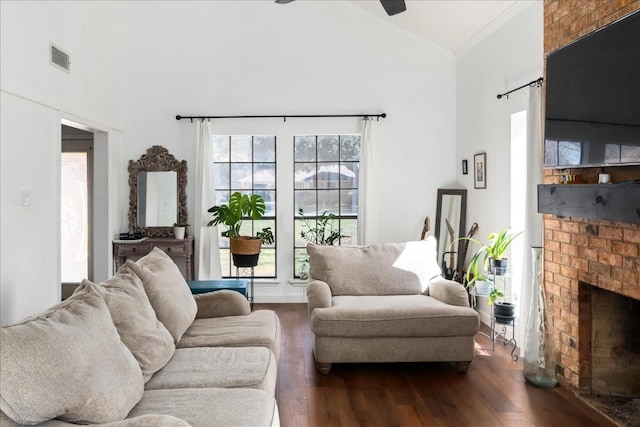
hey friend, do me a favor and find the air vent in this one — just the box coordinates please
[50,43,70,72]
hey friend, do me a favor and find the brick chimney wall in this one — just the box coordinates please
[543,0,640,389]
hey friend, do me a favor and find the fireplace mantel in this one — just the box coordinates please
[538,183,640,224]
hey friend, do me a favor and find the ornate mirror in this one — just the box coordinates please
[434,189,467,279]
[128,146,187,237]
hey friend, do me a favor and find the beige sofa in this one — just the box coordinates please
[0,248,280,427]
[306,239,480,374]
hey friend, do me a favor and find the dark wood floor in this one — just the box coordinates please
[256,303,617,427]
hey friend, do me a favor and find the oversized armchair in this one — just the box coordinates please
[306,238,480,374]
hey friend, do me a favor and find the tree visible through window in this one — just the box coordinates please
[213,135,276,278]
[294,134,360,278]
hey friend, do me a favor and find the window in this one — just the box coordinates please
[213,135,276,278]
[293,134,360,277]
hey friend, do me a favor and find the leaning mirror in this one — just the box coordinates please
[434,189,467,280]
[128,146,187,237]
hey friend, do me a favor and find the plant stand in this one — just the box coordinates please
[490,306,518,361]
[235,266,255,309]
[471,271,518,361]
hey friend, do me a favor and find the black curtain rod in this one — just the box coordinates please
[175,113,386,123]
[497,77,544,99]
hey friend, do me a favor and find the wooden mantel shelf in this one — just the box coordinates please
[537,183,640,224]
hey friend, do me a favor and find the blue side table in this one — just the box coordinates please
[187,280,248,298]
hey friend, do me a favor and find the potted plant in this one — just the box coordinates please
[461,228,522,287]
[207,192,274,267]
[296,208,349,279]
[173,221,189,239]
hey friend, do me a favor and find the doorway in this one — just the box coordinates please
[61,125,93,299]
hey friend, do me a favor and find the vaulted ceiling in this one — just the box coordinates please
[349,0,535,54]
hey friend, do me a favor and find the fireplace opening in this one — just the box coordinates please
[578,282,640,425]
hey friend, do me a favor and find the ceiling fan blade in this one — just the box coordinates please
[380,0,406,16]
[275,0,295,4]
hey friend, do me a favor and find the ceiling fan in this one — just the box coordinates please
[275,0,407,16]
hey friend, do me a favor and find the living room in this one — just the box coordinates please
[1,0,639,426]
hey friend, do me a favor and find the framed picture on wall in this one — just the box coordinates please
[474,153,486,189]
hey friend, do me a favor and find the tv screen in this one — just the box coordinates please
[544,10,640,168]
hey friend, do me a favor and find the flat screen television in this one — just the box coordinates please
[544,10,640,168]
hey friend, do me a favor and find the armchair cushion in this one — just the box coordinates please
[0,286,144,425]
[126,247,197,344]
[308,242,421,296]
[310,295,479,337]
[81,265,175,382]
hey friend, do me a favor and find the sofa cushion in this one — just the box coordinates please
[0,412,192,427]
[128,388,279,427]
[177,310,281,361]
[310,295,480,338]
[126,247,197,344]
[0,286,144,425]
[81,264,175,382]
[308,242,424,296]
[145,347,277,395]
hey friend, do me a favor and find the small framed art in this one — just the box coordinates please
[474,153,486,189]
[462,159,468,175]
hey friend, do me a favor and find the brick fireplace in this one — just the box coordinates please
[543,1,640,392]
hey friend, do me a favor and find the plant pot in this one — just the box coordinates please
[174,226,186,239]
[488,258,509,275]
[474,280,493,296]
[230,237,263,255]
[494,301,515,319]
[232,253,260,268]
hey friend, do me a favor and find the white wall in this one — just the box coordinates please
[0,1,124,324]
[456,2,543,325]
[120,1,457,302]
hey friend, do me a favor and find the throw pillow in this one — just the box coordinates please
[126,247,197,343]
[81,264,175,382]
[0,286,144,425]
[392,237,442,293]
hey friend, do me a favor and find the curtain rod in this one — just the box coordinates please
[497,77,544,99]
[175,113,386,123]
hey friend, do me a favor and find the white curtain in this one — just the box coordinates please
[194,120,221,279]
[518,85,544,351]
[357,117,378,245]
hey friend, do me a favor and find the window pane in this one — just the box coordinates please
[294,218,309,247]
[340,219,358,245]
[340,135,361,161]
[295,163,316,189]
[253,248,276,277]
[254,219,275,247]
[340,189,358,215]
[339,162,359,189]
[294,248,308,278]
[253,163,276,189]
[230,136,252,162]
[295,190,317,215]
[213,136,229,162]
[318,190,339,214]
[220,249,232,276]
[254,136,276,162]
[213,163,230,189]
[317,135,339,161]
[231,163,252,189]
[317,163,340,189]
[253,191,276,216]
[215,190,230,206]
[295,136,316,161]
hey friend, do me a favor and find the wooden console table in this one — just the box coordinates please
[113,236,194,280]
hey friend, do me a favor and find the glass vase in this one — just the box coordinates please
[523,246,558,387]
